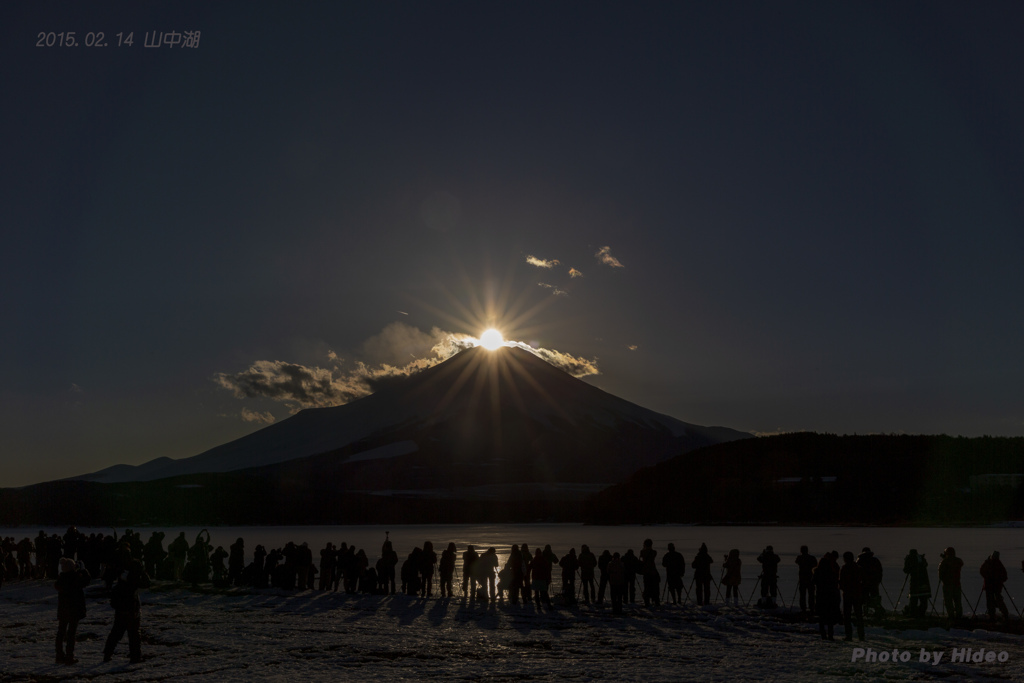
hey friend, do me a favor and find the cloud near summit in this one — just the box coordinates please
[526,255,560,269]
[595,246,624,268]
[214,322,597,413]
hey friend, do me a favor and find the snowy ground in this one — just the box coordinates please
[3,579,1024,682]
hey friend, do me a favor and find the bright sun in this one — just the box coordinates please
[478,328,505,351]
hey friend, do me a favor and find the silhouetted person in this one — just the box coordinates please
[476,547,499,601]
[981,550,1009,620]
[252,544,268,588]
[814,553,840,641]
[298,542,315,590]
[937,547,963,619]
[228,538,245,586]
[597,550,612,604]
[560,548,579,606]
[856,547,883,617]
[504,545,524,604]
[420,541,437,597]
[168,532,188,582]
[692,543,713,605]
[19,536,35,579]
[903,549,930,617]
[531,548,552,608]
[578,544,597,604]
[622,549,639,603]
[520,544,533,603]
[342,545,359,594]
[756,545,780,608]
[462,545,479,599]
[722,549,742,606]
[143,532,166,580]
[33,531,48,577]
[63,526,79,560]
[795,545,816,614]
[639,539,660,607]
[840,552,865,641]
[662,543,685,605]
[55,557,90,664]
[48,533,65,578]
[103,554,150,663]
[401,548,420,596]
[319,543,335,591]
[440,542,457,597]
[354,549,369,592]
[210,546,228,584]
[608,552,626,615]
[380,539,398,595]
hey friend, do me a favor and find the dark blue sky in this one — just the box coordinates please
[3,1,1023,486]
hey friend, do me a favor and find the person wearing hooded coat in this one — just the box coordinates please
[980,551,1009,620]
[795,546,817,614]
[559,548,579,606]
[662,543,685,605]
[756,545,781,608]
[439,542,457,598]
[55,557,90,664]
[814,552,841,641]
[903,549,930,618]
[531,548,552,608]
[722,549,742,606]
[639,539,660,607]
[839,551,865,641]
[692,543,713,605]
[937,547,964,619]
[622,549,639,604]
[419,541,438,598]
[380,539,398,595]
[228,538,245,586]
[462,545,479,599]
[856,547,883,617]
[578,545,597,604]
[596,549,612,604]
[103,554,150,663]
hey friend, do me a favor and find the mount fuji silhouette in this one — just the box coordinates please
[75,346,749,502]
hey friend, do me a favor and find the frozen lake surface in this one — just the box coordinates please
[4,525,1024,680]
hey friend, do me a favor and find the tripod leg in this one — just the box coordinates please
[961,587,978,617]
[929,580,942,617]
[889,574,909,622]
[1003,581,1019,618]
[745,576,761,607]
[682,576,694,605]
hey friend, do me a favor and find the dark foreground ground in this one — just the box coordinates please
[3,580,1024,681]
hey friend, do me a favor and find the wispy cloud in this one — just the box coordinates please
[526,255,560,269]
[538,282,568,296]
[568,268,583,278]
[508,341,600,378]
[69,383,84,394]
[215,324,477,412]
[595,246,624,268]
[241,408,276,424]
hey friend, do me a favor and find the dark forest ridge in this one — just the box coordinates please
[587,432,1024,526]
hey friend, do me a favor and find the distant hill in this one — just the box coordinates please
[586,432,1024,525]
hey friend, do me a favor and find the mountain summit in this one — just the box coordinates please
[76,345,749,498]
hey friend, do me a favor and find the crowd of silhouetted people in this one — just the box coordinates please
[3,527,1024,665]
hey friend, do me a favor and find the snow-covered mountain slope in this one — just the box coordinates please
[74,346,749,484]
